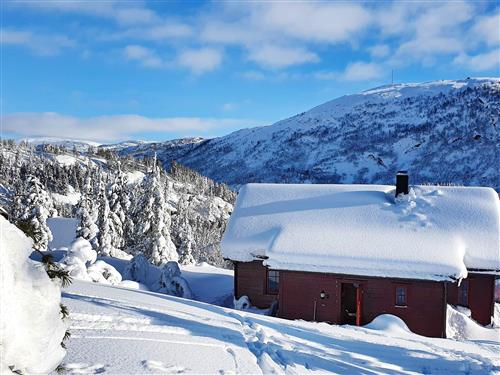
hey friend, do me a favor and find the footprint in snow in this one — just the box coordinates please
[62,362,106,374]
[141,360,186,374]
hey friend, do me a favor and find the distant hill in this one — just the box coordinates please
[112,78,500,190]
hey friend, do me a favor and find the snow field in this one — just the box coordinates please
[59,280,500,374]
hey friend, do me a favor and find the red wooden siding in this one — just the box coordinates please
[234,261,495,338]
[279,269,446,337]
[234,261,277,308]
[360,277,446,337]
[447,273,495,325]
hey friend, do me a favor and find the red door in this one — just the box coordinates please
[314,282,336,323]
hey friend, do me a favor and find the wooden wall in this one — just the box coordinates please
[446,273,495,325]
[279,270,446,337]
[234,261,277,308]
[234,261,495,338]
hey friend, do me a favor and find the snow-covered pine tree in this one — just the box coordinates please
[119,171,135,252]
[133,155,177,265]
[107,166,126,251]
[76,164,99,244]
[13,175,57,250]
[172,195,196,265]
[96,175,113,256]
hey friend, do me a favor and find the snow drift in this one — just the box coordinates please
[0,217,66,373]
[446,305,500,341]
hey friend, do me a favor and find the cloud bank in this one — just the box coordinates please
[2,113,264,142]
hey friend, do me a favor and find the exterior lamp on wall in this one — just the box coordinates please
[320,290,329,299]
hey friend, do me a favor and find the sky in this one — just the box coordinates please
[1,0,499,143]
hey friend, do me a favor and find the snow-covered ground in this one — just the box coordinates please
[59,280,500,374]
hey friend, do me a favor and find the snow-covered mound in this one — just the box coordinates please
[364,315,413,336]
[222,183,499,280]
[447,305,500,341]
[59,279,500,374]
[116,78,500,190]
[0,217,66,373]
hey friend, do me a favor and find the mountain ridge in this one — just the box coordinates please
[114,77,500,190]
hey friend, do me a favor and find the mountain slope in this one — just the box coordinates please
[118,78,500,190]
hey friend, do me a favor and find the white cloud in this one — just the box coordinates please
[2,112,263,142]
[454,49,500,71]
[369,44,390,58]
[123,45,163,68]
[390,2,473,64]
[341,62,383,81]
[5,1,499,76]
[248,45,319,69]
[1,28,75,56]
[252,2,372,43]
[471,12,500,47]
[313,62,384,82]
[177,48,223,74]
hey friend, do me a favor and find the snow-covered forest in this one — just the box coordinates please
[0,139,236,267]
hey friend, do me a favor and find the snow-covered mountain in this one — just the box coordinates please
[115,78,500,190]
[25,137,101,152]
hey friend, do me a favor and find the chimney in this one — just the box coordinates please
[396,171,409,197]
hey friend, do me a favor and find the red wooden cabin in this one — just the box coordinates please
[222,174,499,338]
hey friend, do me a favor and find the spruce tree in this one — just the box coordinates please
[107,166,126,251]
[96,175,113,256]
[76,163,99,246]
[133,157,177,265]
[14,175,57,250]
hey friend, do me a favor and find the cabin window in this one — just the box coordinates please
[267,270,279,295]
[458,279,469,307]
[395,286,407,307]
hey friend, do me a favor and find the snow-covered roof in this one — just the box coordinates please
[221,183,500,281]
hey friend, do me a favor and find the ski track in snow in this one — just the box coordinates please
[58,280,500,375]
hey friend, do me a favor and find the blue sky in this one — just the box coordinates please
[2,0,499,143]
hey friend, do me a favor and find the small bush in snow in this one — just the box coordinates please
[123,254,151,284]
[68,237,97,265]
[156,261,193,299]
[88,260,122,285]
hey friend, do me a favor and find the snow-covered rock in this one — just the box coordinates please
[0,217,66,373]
